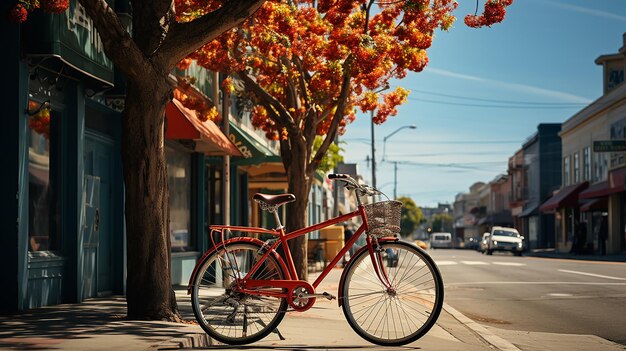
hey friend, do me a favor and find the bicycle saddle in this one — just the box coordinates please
[253,193,296,207]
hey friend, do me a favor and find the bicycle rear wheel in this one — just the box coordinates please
[191,241,288,345]
[341,241,444,346]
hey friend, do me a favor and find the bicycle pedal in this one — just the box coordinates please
[322,292,336,300]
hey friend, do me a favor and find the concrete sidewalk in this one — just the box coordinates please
[1,268,624,351]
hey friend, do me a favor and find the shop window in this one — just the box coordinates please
[573,152,580,183]
[28,105,59,252]
[583,147,591,181]
[563,156,570,186]
[206,164,223,225]
[593,152,608,182]
[166,146,193,252]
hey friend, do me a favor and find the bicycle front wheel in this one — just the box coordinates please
[191,241,288,345]
[341,241,444,346]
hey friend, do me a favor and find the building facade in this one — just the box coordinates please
[542,33,625,254]
[0,3,283,311]
[520,124,562,249]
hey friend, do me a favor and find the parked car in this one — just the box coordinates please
[479,232,490,253]
[430,232,453,249]
[486,226,524,256]
[464,236,480,250]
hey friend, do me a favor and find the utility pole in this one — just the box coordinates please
[393,161,398,199]
[221,73,230,226]
[370,110,377,191]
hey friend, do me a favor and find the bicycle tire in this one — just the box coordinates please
[191,241,288,345]
[340,241,444,346]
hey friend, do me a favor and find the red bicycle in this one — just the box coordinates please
[188,173,444,346]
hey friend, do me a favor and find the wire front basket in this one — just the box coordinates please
[364,200,402,238]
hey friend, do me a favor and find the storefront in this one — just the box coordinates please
[165,87,242,284]
[539,182,588,253]
[228,122,286,228]
[578,166,626,254]
[0,2,129,311]
[0,1,243,310]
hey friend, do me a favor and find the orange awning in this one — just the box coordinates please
[165,99,241,156]
[539,182,588,213]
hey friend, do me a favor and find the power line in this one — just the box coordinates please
[406,89,589,106]
[342,138,520,144]
[392,160,505,172]
[406,96,585,109]
[385,151,513,157]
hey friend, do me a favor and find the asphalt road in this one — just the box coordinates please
[427,249,626,345]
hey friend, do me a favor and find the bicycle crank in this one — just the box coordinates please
[287,283,316,311]
[300,292,336,300]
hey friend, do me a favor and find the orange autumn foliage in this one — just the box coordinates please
[176,0,466,140]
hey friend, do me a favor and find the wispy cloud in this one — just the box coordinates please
[425,67,593,103]
[538,0,626,22]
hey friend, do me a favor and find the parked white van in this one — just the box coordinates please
[430,232,453,249]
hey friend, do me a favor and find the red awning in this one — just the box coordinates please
[539,182,588,213]
[579,181,609,199]
[579,166,626,199]
[165,99,242,156]
[580,198,608,212]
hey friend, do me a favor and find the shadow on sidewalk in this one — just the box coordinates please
[0,296,193,350]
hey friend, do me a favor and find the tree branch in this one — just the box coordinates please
[308,58,353,173]
[293,56,314,129]
[281,58,299,123]
[78,0,150,80]
[156,0,266,70]
[236,71,295,130]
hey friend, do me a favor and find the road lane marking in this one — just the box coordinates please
[526,256,626,265]
[460,261,489,265]
[558,269,626,281]
[547,293,573,297]
[493,262,526,266]
[435,261,458,266]
[447,281,626,286]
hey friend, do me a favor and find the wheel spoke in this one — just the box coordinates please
[191,243,287,344]
[341,242,443,346]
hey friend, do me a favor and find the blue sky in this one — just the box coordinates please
[340,0,626,208]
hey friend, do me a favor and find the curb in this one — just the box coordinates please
[443,303,521,351]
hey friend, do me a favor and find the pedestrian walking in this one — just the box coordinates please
[570,220,582,254]
[599,216,608,255]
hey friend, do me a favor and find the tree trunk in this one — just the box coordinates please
[122,79,181,321]
[284,138,311,281]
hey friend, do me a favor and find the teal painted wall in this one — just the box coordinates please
[0,21,29,313]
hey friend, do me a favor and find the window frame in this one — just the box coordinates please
[166,143,194,252]
[563,155,571,186]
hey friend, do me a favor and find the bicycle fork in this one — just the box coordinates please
[367,236,395,293]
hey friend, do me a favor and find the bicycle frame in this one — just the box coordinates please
[189,204,397,305]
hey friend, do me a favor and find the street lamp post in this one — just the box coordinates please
[382,125,416,199]
[382,125,417,162]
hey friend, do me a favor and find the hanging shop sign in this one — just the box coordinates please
[23,0,114,86]
[593,140,626,152]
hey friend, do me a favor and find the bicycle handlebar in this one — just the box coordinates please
[328,173,382,199]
